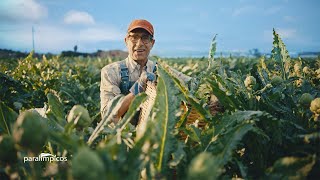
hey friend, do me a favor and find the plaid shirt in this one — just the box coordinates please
[100,57,156,116]
[100,57,192,119]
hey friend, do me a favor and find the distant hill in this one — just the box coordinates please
[60,50,128,59]
[298,51,320,58]
[95,50,128,59]
[0,49,128,59]
[0,49,32,59]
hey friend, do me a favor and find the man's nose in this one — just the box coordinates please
[136,38,144,45]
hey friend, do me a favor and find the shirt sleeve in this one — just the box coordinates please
[100,65,122,118]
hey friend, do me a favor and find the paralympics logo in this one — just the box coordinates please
[23,153,67,163]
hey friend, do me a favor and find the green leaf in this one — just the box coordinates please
[176,103,190,128]
[150,66,181,174]
[208,34,217,70]
[48,131,79,152]
[271,29,291,80]
[188,152,223,180]
[256,57,271,87]
[45,116,64,132]
[116,93,148,130]
[169,141,186,168]
[198,122,256,179]
[184,125,201,143]
[213,111,264,136]
[87,95,124,145]
[0,101,18,135]
[161,62,211,120]
[266,155,316,179]
[298,132,320,144]
[207,77,242,111]
[46,93,66,126]
[198,111,267,179]
[235,158,248,178]
[211,122,255,157]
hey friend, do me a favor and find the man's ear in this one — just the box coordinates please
[124,37,128,47]
[151,39,155,47]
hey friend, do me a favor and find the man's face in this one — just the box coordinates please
[125,28,155,62]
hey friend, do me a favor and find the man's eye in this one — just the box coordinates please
[141,36,149,40]
[131,36,139,40]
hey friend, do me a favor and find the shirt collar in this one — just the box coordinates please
[145,59,154,72]
[127,56,149,71]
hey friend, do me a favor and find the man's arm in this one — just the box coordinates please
[114,92,135,123]
[101,65,156,124]
[100,65,138,124]
[100,89,134,124]
[115,68,157,122]
[100,65,122,120]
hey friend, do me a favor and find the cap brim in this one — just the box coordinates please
[128,26,153,36]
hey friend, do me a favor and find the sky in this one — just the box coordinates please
[0,0,319,57]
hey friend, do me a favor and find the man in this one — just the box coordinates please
[100,19,157,125]
[100,19,192,125]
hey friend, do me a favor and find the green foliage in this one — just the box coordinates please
[67,105,92,128]
[271,29,291,80]
[266,155,316,179]
[0,101,18,135]
[0,30,319,179]
[208,34,217,70]
[13,110,48,153]
[46,93,66,126]
[150,66,181,174]
[72,147,106,180]
[0,135,17,165]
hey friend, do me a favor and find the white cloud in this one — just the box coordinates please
[0,24,124,52]
[64,10,95,25]
[0,0,47,22]
[276,28,297,39]
[263,28,297,43]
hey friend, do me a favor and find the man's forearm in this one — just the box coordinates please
[115,92,135,123]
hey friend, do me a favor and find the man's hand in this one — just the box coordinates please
[130,67,156,96]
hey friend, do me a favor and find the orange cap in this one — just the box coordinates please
[127,19,154,36]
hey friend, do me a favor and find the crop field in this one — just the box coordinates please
[0,30,319,179]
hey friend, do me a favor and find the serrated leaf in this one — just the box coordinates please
[271,29,291,80]
[88,95,124,145]
[199,122,256,179]
[184,125,201,143]
[148,66,181,174]
[169,141,186,168]
[207,78,239,111]
[214,111,264,135]
[208,34,217,70]
[161,62,211,120]
[0,101,18,135]
[46,93,66,126]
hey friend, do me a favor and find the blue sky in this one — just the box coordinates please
[0,0,319,57]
